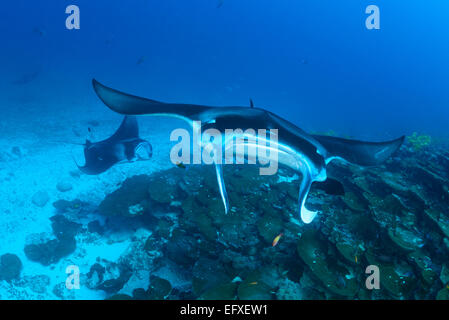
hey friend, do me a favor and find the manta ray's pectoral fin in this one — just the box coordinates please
[92,79,211,122]
[298,170,318,224]
[214,162,230,214]
[312,134,405,166]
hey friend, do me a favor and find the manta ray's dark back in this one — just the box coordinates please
[77,116,152,175]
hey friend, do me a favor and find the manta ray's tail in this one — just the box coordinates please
[92,79,209,121]
[312,135,405,166]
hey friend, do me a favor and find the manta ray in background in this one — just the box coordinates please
[91,79,404,224]
[76,115,153,175]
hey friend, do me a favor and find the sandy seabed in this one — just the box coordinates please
[0,100,185,299]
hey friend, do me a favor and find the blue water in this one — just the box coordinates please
[1,0,448,139]
[0,0,448,301]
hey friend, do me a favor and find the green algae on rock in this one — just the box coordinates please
[297,229,359,298]
[237,274,273,300]
[257,213,284,245]
[407,132,432,151]
[148,275,172,299]
[200,283,238,300]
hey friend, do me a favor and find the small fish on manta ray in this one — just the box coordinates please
[75,115,152,175]
[91,79,404,224]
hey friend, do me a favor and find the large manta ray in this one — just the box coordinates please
[91,79,404,224]
[76,115,152,175]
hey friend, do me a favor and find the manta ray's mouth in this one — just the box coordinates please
[135,141,153,160]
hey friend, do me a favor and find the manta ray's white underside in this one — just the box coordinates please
[199,130,326,224]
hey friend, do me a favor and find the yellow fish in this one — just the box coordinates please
[249,282,258,286]
[272,233,283,247]
[176,162,186,169]
[355,256,358,263]
[446,284,449,290]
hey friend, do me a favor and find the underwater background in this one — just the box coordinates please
[0,0,448,300]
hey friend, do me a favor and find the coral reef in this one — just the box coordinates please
[0,254,22,281]
[407,132,432,151]
[24,215,81,266]
[89,143,449,299]
[8,142,449,300]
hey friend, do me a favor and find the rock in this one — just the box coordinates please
[421,269,438,286]
[32,191,49,207]
[365,251,416,298]
[99,175,152,217]
[164,231,199,267]
[201,283,237,300]
[23,215,81,266]
[97,277,130,294]
[192,211,216,241]
[50,215,82,240]
[155,219,173,239]
[343,191,368,212]
[148,177,178,204]
[276,278,303,300]
[440,264,449,285]
[52,282,75,300]
[106,294,133,300]
[52,199,85,213]
[192,257,231,296]
[336,241,361,265]
[132,288,150,300]
[148,275,172,299]
[388,227,425,252]
[437,287,449,300]
[256,213,283,245]
[14,275,50,294]
[86,260,132,294]
[56,179,73,192]
[0,253,22,281]
[87,220,104,235]
[297,229,358,298]
[24,237,76,266]
[238,280,272,300]
[86,263,106,289]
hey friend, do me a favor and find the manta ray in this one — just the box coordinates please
[91,79,404,223]
[76,115,152,175]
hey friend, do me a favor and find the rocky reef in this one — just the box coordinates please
[2,139,449,300]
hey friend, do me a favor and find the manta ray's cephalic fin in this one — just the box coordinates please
[298,170,317,224]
